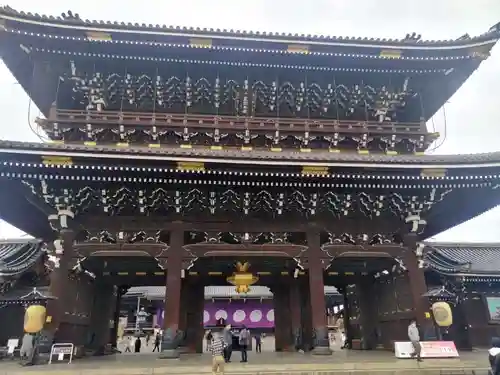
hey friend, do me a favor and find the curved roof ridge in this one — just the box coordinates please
[0,6,498,50]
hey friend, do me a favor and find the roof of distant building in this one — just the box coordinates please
[0,239,44,278]
[424,242,500,277]
[125,285,340,299]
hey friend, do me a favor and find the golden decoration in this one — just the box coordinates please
[227,262,258,294]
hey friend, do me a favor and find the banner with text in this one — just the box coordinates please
[394,341,459,359]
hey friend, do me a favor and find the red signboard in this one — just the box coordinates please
[395,341,459,358]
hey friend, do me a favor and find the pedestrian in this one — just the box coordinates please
[123,335,132,352]
[206,329,213,352]
[210,332,226,375]
[489,337,500,375]
[222,324,233,363]
[239,326,249,362]
[408,319,422,362]
[254,333,262,353]
[134,336,142,353]
[20,332,34,359]
[152,332,161,352]
[145,332,151,346]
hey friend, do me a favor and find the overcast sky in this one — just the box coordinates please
[0,0,500,241]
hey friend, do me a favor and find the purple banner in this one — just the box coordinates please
[156,300,275,328]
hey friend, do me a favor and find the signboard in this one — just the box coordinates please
[7,338,19,354]
[49,343,74,364]
[394,341,459,359]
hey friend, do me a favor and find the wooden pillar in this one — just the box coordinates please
[45,228,75,342]
[403,233,432,331]
[177,280,189,352]
[300,278,313,351]
[110,290,122,349]
[189,282,204,354]
[160,228,183,358]
[272,284,284,351]
[87,283,115,352]
[342,287,352,349]
[289,280,301,351]
[184,281,204,353]
[307,229,331,355]
[273,284,291,351]
[357,279,377,349]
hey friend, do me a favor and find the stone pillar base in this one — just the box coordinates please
[158,349,180,359]
[312,346,332,355]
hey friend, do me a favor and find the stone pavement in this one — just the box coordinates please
[0,350,491,375]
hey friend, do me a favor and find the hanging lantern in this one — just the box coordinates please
[226,262,258,294]
[24,305,47,333]
[432,301,453,327]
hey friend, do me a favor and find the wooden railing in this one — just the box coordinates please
[42,108,429,136]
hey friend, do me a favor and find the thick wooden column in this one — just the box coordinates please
[110,290,123,349]
[87,283,115,352]
[45,228,75,343]
[300,278,313,351]
[186,282,204,353]
[307,229,331,355]
[289,279,302,351]
[403,233,432,331]
[273,283,292,351]
[356,280,377,349]
[160,228,183,359]
[342,287,352,349]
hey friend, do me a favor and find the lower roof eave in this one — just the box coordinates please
[2,141,500,169]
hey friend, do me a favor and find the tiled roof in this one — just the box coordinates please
[0,239,44,277]
[424,243,500,276]
[125,285,340,299]
[3,140,500,168]
[423,286,456,299]
[1,7,498,49]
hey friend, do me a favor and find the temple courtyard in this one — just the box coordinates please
[0,349,491,375]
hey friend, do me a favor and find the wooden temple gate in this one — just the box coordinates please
[0,5,498,358]
[38,209,432,356]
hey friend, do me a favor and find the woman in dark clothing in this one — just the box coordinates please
[134,336,142,353]
[152,333,161,352]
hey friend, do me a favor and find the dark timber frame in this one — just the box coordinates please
[0,7,499,356]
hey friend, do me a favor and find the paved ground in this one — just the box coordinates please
[0,349,491,375]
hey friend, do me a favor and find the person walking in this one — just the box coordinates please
[210,332,226,375]
[206,329,213,352]
[123,336,132,352]
[408,319,422,362]
[222,324,233,363]
[254,333,262,353]
[152,332,161,352]
[239,326,249,362]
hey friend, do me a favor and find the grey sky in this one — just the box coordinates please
[0,0,499,241]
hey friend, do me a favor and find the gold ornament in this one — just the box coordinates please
[227,262,258,294]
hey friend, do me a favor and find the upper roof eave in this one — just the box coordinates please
[1,6,499,52]
[2,140,500,170]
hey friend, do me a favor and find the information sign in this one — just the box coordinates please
[394,341,459,359]
[49,343,74,364]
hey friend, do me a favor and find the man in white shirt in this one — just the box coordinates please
[408,320,422,362]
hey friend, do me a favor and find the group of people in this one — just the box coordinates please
[121,332,162,353]
[207,325,257,375]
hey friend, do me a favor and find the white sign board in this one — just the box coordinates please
[49,343,74,364]
[395,341,459,359]
[7,338,19,354]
